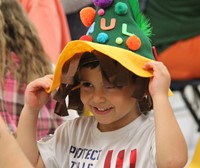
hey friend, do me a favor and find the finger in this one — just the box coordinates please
[44,74,54,80]
[143,61,157,70]
[143,61,167,71]
[28,77,52,92]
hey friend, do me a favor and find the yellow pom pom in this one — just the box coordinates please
[116,37,123,44]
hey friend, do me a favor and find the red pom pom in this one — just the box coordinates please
[126,35,141,51]
[80,7,96,27]
[80,35,93,42]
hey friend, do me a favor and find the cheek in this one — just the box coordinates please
[80,89,89,105]
[111,95,132,105]
[108,92,135,108]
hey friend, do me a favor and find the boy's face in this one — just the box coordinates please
[80,65,141,132]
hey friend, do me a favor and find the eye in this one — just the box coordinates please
[80,81,93,88]
[104,83,117,89]
[104,84,123,90]
[104,85,115,89]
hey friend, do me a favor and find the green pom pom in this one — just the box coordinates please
[115,2,128,15]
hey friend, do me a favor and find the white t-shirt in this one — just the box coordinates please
[38,114,156,168]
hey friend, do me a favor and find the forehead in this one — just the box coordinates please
[79,65,102,80]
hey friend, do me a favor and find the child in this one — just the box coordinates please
[0,0,62,139]
[17,0,188,167]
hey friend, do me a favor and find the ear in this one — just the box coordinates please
[132,77,153,113]
[132,77,149,99]
[138,92,153,113]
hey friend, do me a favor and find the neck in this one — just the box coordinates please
[97,111,141,132]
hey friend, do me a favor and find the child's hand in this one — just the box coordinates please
[24,74,53,113]
[143,61,171,98]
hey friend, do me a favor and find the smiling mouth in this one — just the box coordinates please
[93,106,113,114]
[97,107,112,111]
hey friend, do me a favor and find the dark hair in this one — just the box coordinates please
[78,52,138,88]
[54,52,152,116]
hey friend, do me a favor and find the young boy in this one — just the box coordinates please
[16,0,188,167]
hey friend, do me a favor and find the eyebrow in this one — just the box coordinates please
[79,76,87,82]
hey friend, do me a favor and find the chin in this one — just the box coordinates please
[96,117,115,125]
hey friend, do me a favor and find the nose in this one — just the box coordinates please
[91,89,106,103]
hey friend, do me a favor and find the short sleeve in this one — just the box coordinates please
[37,121,69,168]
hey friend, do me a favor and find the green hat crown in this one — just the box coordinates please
[80,0,155,60]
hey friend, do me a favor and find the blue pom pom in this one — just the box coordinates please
[93,0,113,8]
[115,2,128,15]
[97,32,108,43]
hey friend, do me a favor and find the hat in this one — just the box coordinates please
[47,0,171,116]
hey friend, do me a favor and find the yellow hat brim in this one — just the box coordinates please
[47,40,172,96]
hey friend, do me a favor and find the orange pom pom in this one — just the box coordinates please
[80,7,96,27]
[126,35,141,51]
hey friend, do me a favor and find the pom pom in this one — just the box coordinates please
[98,9,105,16]
[97,32,108,43]
[80,7,96,27]
[126,35,141,51]
[115,2,128,15]
[93,0,113,8]
[115,37,123,44]
[80,35,93,42]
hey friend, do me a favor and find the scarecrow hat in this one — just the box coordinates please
[47,0,171,116]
